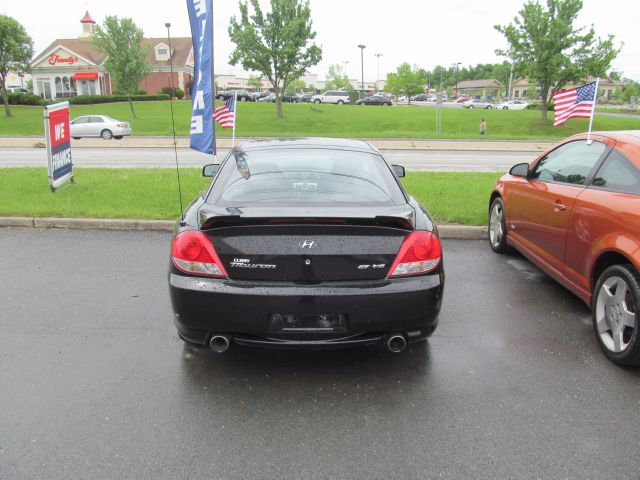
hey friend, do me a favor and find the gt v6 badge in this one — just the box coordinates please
[357,264,386,270]
[230,258,276,269]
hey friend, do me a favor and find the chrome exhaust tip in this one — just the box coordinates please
[209,334,230,353]
[386,334,407,353]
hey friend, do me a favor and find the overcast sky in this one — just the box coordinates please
[5,0,640,81]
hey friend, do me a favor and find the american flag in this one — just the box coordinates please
[552,81,597,127]
[213,96,236,129]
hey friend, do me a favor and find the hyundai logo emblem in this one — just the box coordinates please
[299,240,316,249]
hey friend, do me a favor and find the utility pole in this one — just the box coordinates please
[455,62,461,98]
[374,53,382,91]
[358,44,366,99]
[507,58,515,100]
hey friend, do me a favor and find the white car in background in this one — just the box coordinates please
[496,100,529,110]
[311,90,350,104]
[70,115,132,140]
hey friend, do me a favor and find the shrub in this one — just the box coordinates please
[7,93,44,105]
[161,87,185,99]
[525,102,554,111]
[68,94,169,105]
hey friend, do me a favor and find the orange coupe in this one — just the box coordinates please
[489,131,640,366]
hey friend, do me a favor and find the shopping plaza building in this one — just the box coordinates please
[29,10,378,99]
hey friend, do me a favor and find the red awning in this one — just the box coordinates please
[72,72,98,80]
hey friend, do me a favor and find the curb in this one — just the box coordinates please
[0,217,487,239]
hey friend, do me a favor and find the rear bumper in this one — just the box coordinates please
[169,270,444,348]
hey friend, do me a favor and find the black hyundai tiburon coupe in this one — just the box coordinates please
[168,138,444,353]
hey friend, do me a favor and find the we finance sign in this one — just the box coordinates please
[44,102,74,191]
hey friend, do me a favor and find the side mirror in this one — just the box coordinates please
[509,162,529,178]
[392,164,406,178]
[202,164,220,177]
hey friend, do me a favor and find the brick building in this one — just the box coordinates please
[30,10,194,99]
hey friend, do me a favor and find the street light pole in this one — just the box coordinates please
[455,62,461,98]
[358,44,366,99]
[342,60,349,78]
[374,53,382,91]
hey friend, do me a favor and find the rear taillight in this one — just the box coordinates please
[117,123,128,127]
[387,231,441,277]
[171,231,227,277]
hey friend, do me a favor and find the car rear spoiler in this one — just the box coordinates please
[198,205,416,230]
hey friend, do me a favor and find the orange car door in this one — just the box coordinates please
[566,146,640,296]
[507,140,608,274]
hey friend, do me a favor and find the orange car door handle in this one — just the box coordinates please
[553,200,566,212]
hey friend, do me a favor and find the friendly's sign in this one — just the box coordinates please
[44,101,74,191]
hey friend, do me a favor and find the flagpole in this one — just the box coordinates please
[587,77,600,145]
[209,0,218,162]
[232,90,237,148]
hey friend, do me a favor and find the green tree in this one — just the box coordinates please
[0,15,34,117]
[495,0,620,122]
[229,0,322,119]
[324,64,350,91]
[385,63,427,104]
[284,78,308,95]
[92,16,151,118]
[248,74,263,90]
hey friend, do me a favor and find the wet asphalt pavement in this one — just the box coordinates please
[1,229,639,479]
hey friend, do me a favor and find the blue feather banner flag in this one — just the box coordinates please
[186,0,216,154]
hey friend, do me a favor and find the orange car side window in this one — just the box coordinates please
[531,140,606,186]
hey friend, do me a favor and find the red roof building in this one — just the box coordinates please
[30,11,194,99]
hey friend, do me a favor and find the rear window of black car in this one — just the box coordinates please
[208,148,406,206]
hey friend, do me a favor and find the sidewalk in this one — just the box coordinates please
[0,136,555,152]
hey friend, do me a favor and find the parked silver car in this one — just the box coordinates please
[70,115,132,140]
[462,99,493,109]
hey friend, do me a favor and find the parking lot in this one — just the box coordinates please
[1,228,639,479]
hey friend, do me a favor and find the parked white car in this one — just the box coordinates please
[311,91,350,104]
[70,115,132,140]
[496,100,529,110]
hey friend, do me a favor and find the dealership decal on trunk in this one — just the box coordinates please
[230,258,276,269]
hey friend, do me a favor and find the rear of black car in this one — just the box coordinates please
[168,139,444,351]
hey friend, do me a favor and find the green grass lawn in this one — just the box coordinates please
[2,101,640,140]
[0,168,501,225]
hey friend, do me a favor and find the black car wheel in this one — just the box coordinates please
[216,95,225,100]
[101,129,113,140]
[360,102,365,106]
[593,264,640,366]
[72,137,81,140]
[314,99,321,104]
[114,135,123,140]
[488,197,510,253]
[468,105,475,109]
[486,105,493,109]
[337,100,344,105]
[503,106,509,110]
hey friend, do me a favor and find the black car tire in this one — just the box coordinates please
[101,129,113,140]
[360,102,365,106]
[314,99,321,104]
[593,264,640,366]
[488,197,510,253]
[72,137,81,140]
[216,95,225,100]
[486,105,493,109]
[114,136,123,140]
[385,102,391,106]
[468,105,475,109]
[503,106,509,110]
[337,100,344,105]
